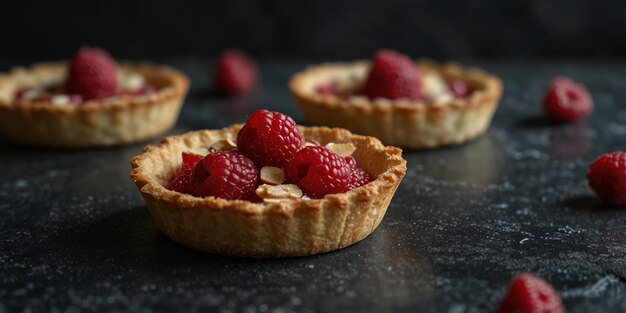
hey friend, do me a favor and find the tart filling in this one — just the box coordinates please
[130,122,406,257]
[0,56,189,148]
[289,57,503,149]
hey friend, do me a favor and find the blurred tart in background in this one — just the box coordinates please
[289,50,503,149]
[0,47,189,148]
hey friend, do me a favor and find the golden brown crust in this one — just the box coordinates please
[289,59,504,149]
[129,124,407,257]
[0,61,189,148]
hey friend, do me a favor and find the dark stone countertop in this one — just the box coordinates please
[1,58,625,313]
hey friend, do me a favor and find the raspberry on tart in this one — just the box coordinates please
[66,47,119,100]
[289,50,503,149]
[284,145,352,198]
[237,109,304,167]
[0,47,189,148]
[130,110,406,257]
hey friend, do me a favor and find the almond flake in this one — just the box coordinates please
[122,74,145,91]
[260,166,285,185]
[325,142,356,157]
[210,139,237,151]
[187,148,210,156]
[256,184,303,200]
[51,95,70,105]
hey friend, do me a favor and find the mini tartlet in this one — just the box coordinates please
[0,61,189,148]
[130,124,406,257]
[289,59,503,149]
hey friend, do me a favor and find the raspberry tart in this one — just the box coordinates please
[130,110,406,257]
[289,50,503,149]
[0,47,189,148]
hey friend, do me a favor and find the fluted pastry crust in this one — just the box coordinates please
[130,124,407,257]
[289,60,503,149]
[0,62,189,148]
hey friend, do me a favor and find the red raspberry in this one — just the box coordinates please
[363,49,423,100]
[499,273,564,313]
[543,77,593,123]
[237,109,304,167]
[181,152,204,171]
[587,151,626,206]
[448,79,469,98]
[167,170,194,194]
[284,146,351,198]
[66,47,119,101]
[349,167,372,190]
[213,50,258,95]
[192,151,258,200]
[315,81,338,95]
[344,156,373,190]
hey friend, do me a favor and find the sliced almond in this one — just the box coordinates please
[325,142,356,157]
[209,139,237,151]
[122,74,145,91]
[260,166,285,185]
[304,141,318,147]
[187,148,210,156]
[51,95,70,105]
[256,184,303,200]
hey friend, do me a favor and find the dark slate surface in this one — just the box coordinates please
[1,58,625,313]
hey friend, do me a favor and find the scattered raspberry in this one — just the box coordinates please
[448,79,469,98]
[213,50,258,95]
[182,152,204,171]
[543,77,593,123]
[363,49,423,100]
[284,146,351,198]
[167,170,194,194]
[192,151,258,200]
[237,109,304,167]
[587,151,626,206]
[499,273,565,313]
[66,47,119,101]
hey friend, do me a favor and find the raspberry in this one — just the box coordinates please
[344,156,372,189]
[349,167,372,190]
[237,109,304,167]
[499,273,565,313]
[213,50,258,95]
[182,152,204,171]
[363,49,423,100]
[543,77,593,123]
[65,47,119,101]
[316,81,338,95]
[284,146,351,198]
[587,151,626,206]
[448,79,469,98]
[167,170,194,194]
[192,151,258,200]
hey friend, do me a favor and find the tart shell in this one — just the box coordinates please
[0,62,189,148]
[130,125,407,258]
[289,60,503,149]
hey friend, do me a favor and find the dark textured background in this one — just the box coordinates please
[3,0,625,61]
